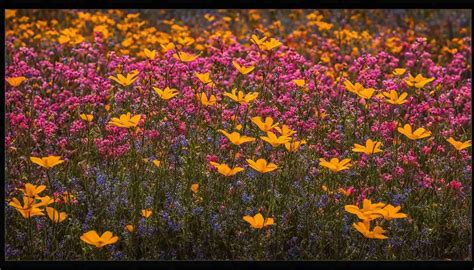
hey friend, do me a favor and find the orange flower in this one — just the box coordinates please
[209,161,244,177]
[30,156,64,169]
[246,158,278,173]
[243,213,275,229]
[80,230,119,248]
[397,124,431,140]
[141,209,153,218]
[319,158,351,172]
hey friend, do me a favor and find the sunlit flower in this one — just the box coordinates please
[261,38,282,50]
[251,116,279,132]
[195,72,215,87]
[218,129,255,146]
[223,88,259,105]
[319,158,351,172]
[19,183,46,198]
[153,86,179,100]
[196,93,217,106]
[292,79,309,91]
[108,112,141,129]
[8,197,44,218]
[243,213,274,229]
[232,61,255,75]
[352,139,382,155]
[352,221,388,239]
[36,195,55,207]
[246,158,278,173]
[80,114,94,122]
[173,51,199,62]
[405,73,435,89]
[161,42,175,53]
[345,199,386,221]
[191,183,199,193]
[344,81,375,99]
[80,230,119,248]
[152,160,161,168]
[109,70,139,87]
[275,125,297,137]
[46,207,68,223]
[141,209,153,218]
[397,124,431,140]
[382,90,408,105]
[260,131,291,147]
[376,205,408,221]
[6,76,26,87]
[144,48,156,60]
[126,224,135,232]
[392,68,406,76]
[284,139,307,152]
[250,34,267,47]
[30,156,64,169]
[209,161,244,177]
[446,137,472,151]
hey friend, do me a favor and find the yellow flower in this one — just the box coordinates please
[446,137,472,151]
[223,88,259,105]
[293,79,306,87]
[261,38,282,51]
[405,73,435,89]
[352,221,388,239]
[161,42,175,53]
[6,76,26,87]
[173,51,199,62]
[260,131,291,147]
[19,183,46,198]
[109,70,139,87]
[217,129,255,146]
[195,72,215,87]
[397,124,431,140]
[344,81,375,99]
[275,125,297,137]
[232,61,255,75]
[352,139,382,155]
[376,205,408,221]
[80,230,119,248]
[251,116,279,132]
[30,156,64,169]
[392,68,406,76]
[319,158,351,172]
[344,199,386,221]
[80,114,94,122]
[191,183,199,193]
[108,112,141,129]
[250,34,267,47]
[284,139,307,152]
[153,86,179,100]
[141,209,153,218]
[292,79,308,91]
[246,158,278,173]
[209,161,244,177]
[152,160,161,168]
[144,48,156,60]
[126,224,135,232]
[36,195,55,207]
[382,90,408,105]
[315,21,333,31]
[46,207,68,223]
[196,93,217,106]
[8,197,44,219]
[243,213,275,229]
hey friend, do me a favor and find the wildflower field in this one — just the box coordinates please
[4,9,472,260]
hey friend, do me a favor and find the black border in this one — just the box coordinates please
[1,3,473,270]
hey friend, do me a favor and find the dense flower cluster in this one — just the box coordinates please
[5,9,472,260]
